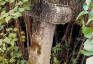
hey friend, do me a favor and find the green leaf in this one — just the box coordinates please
[7,47,12,51]
[10,52,15,57]
[5,0,8,1]
[89,3,93,9]
[9,33,17,38]
[13,38,18,41]
[5,16,12,23]
[6,28,13,31]
[24,2,30,10]
[10,41,15,46]
[1,10,6,15]
[0,1,6,5]
[10,12,22,18]
[53,43,61,53]
[21,36,26,42]
[9,58,16,63]
[14,46,19,52]
[89,10,93,20]
[16,1,23,6]
[20,60,26,64]
[23,0,28,2]
[83,3,89,10]
[9,0,15,3]
[21,31,25,34]
[0,39,3,45]
[2,7,7,11]
[77,11,89,20]
[0,25,4,30]
[53,57,59,64]
[0,13,9,20]
[14,28,18,31]
[0,48,4,53]
[17,60,20,64]
[16,52,22,58]
[0,56,5,61]
[81,50,93,56]
[86,0,91,6]
[21,36,26,39]
[18,8,25,12]
[84,39,93,51]
[13,6,18,11]
[82,26,93,38]
[3,46,6,50]
[0,19,5,25]
[71,58,77,64]
[4,37,11,44]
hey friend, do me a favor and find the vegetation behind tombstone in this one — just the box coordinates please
[77,0,93,56]
[50,0,86,64]
[0,0,30,64]
[52,0,93,64]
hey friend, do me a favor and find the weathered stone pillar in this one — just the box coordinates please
[27,3,72,64]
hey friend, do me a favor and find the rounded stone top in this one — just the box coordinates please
[41,3,72,24]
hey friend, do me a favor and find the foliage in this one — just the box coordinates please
[77,0,93,56]
[0,0,30,30]
[0,0,30,63]
[52,43,61,64]
[0,28,26,64]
